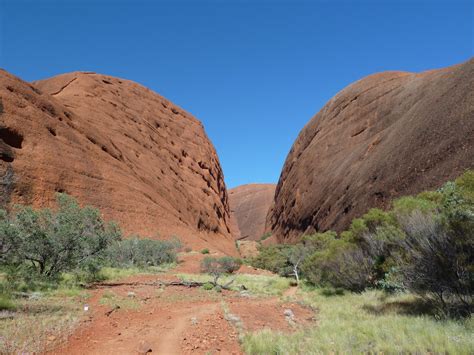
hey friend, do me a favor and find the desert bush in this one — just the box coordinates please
[396,209,473,317]
[357,224,406,284]
[341,208,398,244]
[200,248,210,254]
[338,209,404,285]
[392,195,439,217]
[107,237,180,268]
[297,231,374,291]
[219,256,242,273]
[0,293,16,311]
[259,232,272,242]
[249,232,348,284]
[201,256,241,275]
[248,171,473,315]
[201,282,214,290]
[302,238,373,292]
[0,194,121,282]
[248,244,293,275]
[200,256,242,285]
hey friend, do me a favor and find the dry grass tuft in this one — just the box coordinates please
[0,295,83,354]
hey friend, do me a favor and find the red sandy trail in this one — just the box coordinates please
[47,254,314,355]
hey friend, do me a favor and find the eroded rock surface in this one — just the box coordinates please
[229,184,275,240]
[268,59,474,242]
[0,70,235,254]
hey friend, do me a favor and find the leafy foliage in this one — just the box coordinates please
[0,294,16,311]
[201,256,242,275]
[200,256,242,286]
[0,194,121,282]
[106,237,180,268]
[250,171,474,317]
[248,244,293,276]
[0,194,181,289]
[302,234,373,292]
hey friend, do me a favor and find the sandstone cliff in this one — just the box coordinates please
[229,184,275,240]
[268,59,474,242]
[0,70,236,254]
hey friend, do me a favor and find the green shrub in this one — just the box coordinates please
[339,171,473,315]
[249,232,344,283]
[201,256,241,275]
[0,293,15,311]
[455,170,474,201]
[0,194,121,281]
[200,248,210,254]
[396,210,473,317]
[259,232,272,242]
[302,238,373,292]
[248,245,293,275]
[200,256,242,285]
[202,282,214,290]
[218,256,242,273]
[392,196,438,217]
[107,237,181,268]
[341,208,397,244]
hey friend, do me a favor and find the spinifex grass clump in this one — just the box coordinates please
[242,289,474,354]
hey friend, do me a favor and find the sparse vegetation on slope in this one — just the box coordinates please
[0,194,182,353]
[107,237,181,268]
[0,193,122,285]
[178,273,291,297]
[243,288,474,354]
[0,193,181,290]
[1,173,472,353]
[199,256,243,289]
[0,288,86,354]
[250,170,474,318]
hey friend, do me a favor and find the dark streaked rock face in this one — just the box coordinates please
[268,59,474,242]
[0,69,236,255]
[229,184,276,240]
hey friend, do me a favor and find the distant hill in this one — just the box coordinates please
[229,183,275,240]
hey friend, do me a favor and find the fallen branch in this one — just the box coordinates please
[165,280,205,288]
[221,277,236,289]
[105,305,120,317]
[89,279,246,291]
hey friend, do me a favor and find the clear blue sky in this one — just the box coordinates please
[0,0,472,188]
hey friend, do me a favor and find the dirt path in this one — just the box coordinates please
[47,254,314,355]
[157,304,219,355]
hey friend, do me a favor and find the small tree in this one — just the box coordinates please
[0,193,121,280]
[248,244,292,275]
[200,256,242,287]
[286,244,307,285]
[302,245,373,292]
[397,210,473,317]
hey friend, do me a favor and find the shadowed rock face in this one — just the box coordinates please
[229,184,276,240]
[0,70,236,254]
[268,58,474,243]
